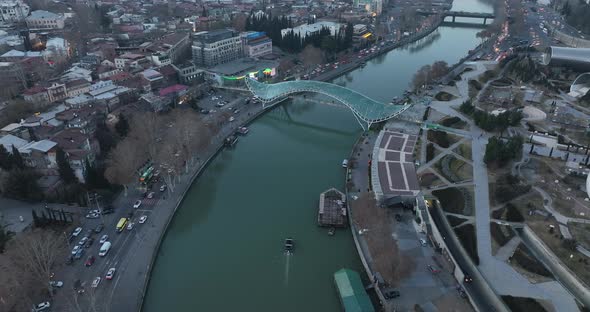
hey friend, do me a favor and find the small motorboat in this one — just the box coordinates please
[224,135,238,147]
[237,126,249,135]
[284,237,294,254]
[328,228,335,236]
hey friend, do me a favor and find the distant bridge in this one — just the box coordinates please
[416,10,495,24]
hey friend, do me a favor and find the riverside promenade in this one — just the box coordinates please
[111,13,451,312]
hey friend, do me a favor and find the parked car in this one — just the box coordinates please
[49,281,63,288]
[91,277,101,288]
[32,301,51,311]
[106,268,116,280]
[72,227,83,237]
[427,265,440,274]
[133,200,142,209]
[102,207,114,215]
[383,289,400,299]
[229,116,235,122]
[419,239,427,247]
[127,222,135,231]
[94,224,104,233]
[147,192,155,199]
[86,213,100,219]
[160,184,167,192]
[71,245,81,255]
[99,234,109,244]
[464,275,473,283]
[83,238,94,248]
[85,256,96,267]
[74,248,84,259]
[78,237,88,246]
[139,216,147,224]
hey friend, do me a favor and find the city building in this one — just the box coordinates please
[25,10,65,30]
[114,53,147,69]
[192,29,243,67]
[172,61,204,84]
[0,0,30,23]
[141,33,191,66]
[242,32,272,58]
[280,21,343,39]
[0,61,25,97]
[353,0,383,16]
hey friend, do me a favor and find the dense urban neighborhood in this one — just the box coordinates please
[2,0,590,311]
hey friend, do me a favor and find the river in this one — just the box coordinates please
[143,0,493,311]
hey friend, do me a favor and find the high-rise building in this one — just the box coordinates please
[192,29,243,67]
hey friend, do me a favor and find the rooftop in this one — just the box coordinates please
[28,10,61,19]
[333,269,375,312]
[193,29,239,44]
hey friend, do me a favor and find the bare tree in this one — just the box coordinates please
[11,229,65,296]
[104,139,143,195]
[232,13,248,31]
[129,112,161,160]
[300,45,325,70]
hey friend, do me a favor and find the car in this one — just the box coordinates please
[71,245,81,255]
[160,184,167,192]
[91,277,101,288]
[72,227,83,237]
[428,265,440,273]
[89,209,100,214]
[99,234,109,244]
[419,239,427,247]
[133,200,142,209]
[102,207,114,215]
[32,301,51,311]
[199,109,210,114]
[86,213,100,219]
[229,116,235,122]
[147,192,155,199]
[127,222,135,230]
[94,224,104,233]
[49,280,63,288]
[464,275,473,283]
[85,256,96,267]
[233,109,240,114]
[215,102,224,107]
[78,237,88,246]
[83,238,94,248]
[383,289,400,299]
[139,215,148,224]
[74,248,84,259]
[106,268,116,280]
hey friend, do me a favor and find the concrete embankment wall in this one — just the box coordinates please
[550,26,590,48]
[520,226,590,307]
[426,201,509,312]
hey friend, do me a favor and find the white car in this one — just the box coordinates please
[71,245,81,255]
[419,239,427,246]
[72,227,83,237]
[133,200,142,209]
[229,116,235,122]
[91,277,101,288]
[159,184,167,192]
[99,234,108,244]
[127,222,135,231]
[49,281,63,287]
[139,216,147,224]
[106,268,116,280]
[147,192,155,199]
[32,301,50,311]
[78,237,88,246]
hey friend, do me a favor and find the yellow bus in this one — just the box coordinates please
[116,218,128,233]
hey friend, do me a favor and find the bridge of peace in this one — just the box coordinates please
[243,78,413,130]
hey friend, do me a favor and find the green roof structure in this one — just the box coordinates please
[333,268,375,312]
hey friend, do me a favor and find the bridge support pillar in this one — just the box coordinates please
[452,15,456,23]
[483,17,487,25]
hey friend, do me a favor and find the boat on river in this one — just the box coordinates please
[237,127,249,135]
[224,136,238,147]
[284,237,294,254]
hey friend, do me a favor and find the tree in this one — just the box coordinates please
[115,114,129,137]
[300,45,325,69]
[104,139,143,196]
[2,169,42,200]
[94,122,117,156]
[0,144,12,170]
[232,13,248,31]
[84,159,109,190]
[12,229,65,296]
[56,147,77,184]
[11,145,24,169]
[128,112,160,160]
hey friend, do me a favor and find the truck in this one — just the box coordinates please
[98,241,111,257]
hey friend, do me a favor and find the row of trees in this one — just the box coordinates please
[104,109,216,195]
[484,136,524,167]
[560,0,590,35]
[412,61,450,90]
[245,14,353,53]
[460,101,523,132]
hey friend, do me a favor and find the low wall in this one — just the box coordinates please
[550,26,590,48]
[520,225,590,307]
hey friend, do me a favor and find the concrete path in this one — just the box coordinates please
[495,236,521,261]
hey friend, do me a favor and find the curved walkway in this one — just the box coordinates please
[245,78,411,129]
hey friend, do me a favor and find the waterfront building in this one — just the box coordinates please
[192,29,243,67]
[333,268,375,312]
[241,31,272,58]
[26,10,65,29]
[280,21,343,39]
[0,0,29,23]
